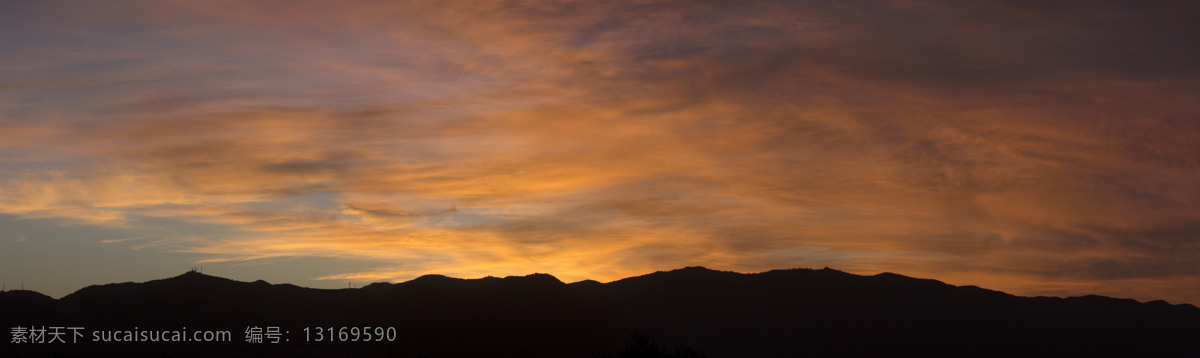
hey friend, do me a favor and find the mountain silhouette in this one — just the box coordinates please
[2,267,1198,357]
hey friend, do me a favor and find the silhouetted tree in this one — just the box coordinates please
[617,333,706,358]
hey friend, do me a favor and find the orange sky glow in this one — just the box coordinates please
[1,0,1199,304]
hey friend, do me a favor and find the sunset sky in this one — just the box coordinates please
[2,0,1198,304]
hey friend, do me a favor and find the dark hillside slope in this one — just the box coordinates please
[3,267,1197,357]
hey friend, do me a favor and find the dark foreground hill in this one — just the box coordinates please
[2,267,1198,357]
